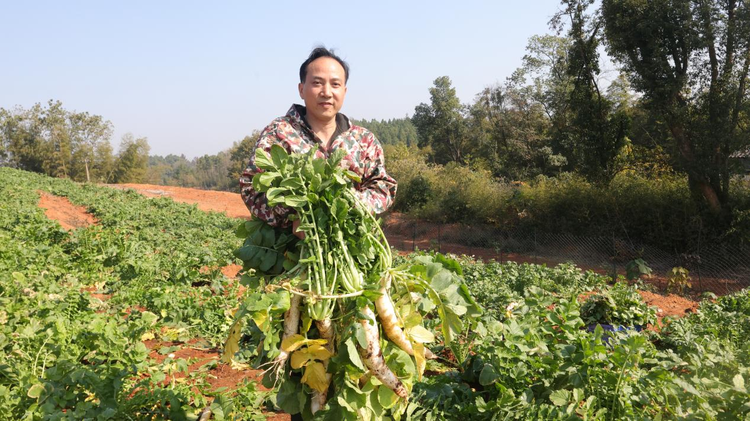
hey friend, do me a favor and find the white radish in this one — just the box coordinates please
[311,318,334,414]
[358,306,408,399]
[375,275,437,360]
[266,294,301,380]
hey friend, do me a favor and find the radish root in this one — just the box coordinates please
[311,318,334,414]
[375,275,437,360]
[359,306,408,399]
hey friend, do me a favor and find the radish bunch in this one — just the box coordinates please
[224,146,481,420]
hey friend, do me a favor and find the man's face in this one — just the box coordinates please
[298,57,347,124]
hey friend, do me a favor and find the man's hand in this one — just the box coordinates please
[292,219,305,240]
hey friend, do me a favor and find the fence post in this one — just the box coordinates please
[534,229,538,265]
[412,222,416,251]
[612,233,617,282]
[696,220,703,293]
[438,224,442,253]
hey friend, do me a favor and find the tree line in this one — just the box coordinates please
[0,100,149,184]
[2,0,748,229]
[411,0,750,225]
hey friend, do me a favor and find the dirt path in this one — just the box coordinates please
[108,183,252,219]
[37,191,99,230]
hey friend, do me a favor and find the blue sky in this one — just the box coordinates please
[1,1,566,158]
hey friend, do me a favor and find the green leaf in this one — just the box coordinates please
[478,364,499,386]
[408,325,435,343]
[344,338,366,371]
[434,253,463,275]
[257,172,279,189]
[270,144,289,168]
[254,148,275,170]
[733,374,745,390]
[277,377,306,415]
[27,383,46,399]
[549,389,571,406]
[280,177,304,190]
[265,187,286,203]
[377,385,399,409]
[259,250,278,272]
[343,170,361,183]
[284,196,308,208]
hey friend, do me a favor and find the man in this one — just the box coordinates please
[240,47,397,231]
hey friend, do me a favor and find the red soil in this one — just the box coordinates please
[37,191,99,230]
[109,183,251,219]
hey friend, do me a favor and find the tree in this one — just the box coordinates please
[0,101,118,182]
[467,84,560,179]
[602,0,750,217]
[112,133,150,183]
[351,118,419,146]
[412,76,472,164]
[555,0,629,181]
[228,132,260,185]
[68,111,113,182]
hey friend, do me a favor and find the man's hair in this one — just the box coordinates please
[299,47,350,84]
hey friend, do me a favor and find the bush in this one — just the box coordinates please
[384,147,750,250]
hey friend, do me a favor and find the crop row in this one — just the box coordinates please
[1,167,749,420]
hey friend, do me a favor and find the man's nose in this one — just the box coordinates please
[321,84,332,96]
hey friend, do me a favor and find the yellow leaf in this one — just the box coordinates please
[301,362,330,393]
[140,332,155,341]
[290,344,332,369]
[306,344,333,361]
[407,325,435,343]
[281,334,307,352]
[413,343,426,380]
[251,311,268,331]
[221,320,244,363]
[281,335,328,353]
[290,350,310,369]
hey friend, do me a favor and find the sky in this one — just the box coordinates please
[1,0,567,159]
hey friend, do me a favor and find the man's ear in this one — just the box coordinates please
[298,83,304,99]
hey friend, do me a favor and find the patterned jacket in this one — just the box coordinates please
[240,104,397,226]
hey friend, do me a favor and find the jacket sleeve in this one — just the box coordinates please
[353,131,397,214]
[239,126,293,227]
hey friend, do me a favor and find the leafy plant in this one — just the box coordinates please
[667,266,691,295]
[625,258,652,280]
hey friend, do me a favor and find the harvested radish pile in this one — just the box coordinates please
[222,146,482,419]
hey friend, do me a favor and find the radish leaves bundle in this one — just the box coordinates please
[224,145,481,419]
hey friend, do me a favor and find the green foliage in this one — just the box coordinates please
[350,118,418,147]
[557,0,629,181]
[111,133,150,183]
[625,258,652,281]
[389,158,750,250]
[580,282,657,327]
[412,76,472,164]
[0,167,269,419]
[667,267,692,295]
[602,0,750,216]
[406,256,750,420]
[229,149,482,418]
[0,101,116,182]
[3,166,750,419]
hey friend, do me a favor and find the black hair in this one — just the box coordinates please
[299,47,350,84]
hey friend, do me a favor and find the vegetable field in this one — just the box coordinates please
[2,166,750,420]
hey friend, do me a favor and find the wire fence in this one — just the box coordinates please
[382,214,750,295]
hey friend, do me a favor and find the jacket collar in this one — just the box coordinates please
[289,104,351,141]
